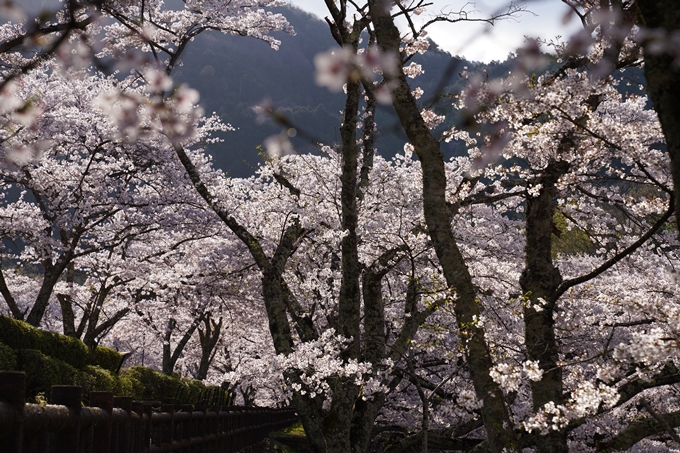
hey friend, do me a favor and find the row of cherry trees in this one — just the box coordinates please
[1,0,680,452]
[0,0,292,390]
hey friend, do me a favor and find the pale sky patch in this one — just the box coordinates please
[19,0,583,62]
[288,0,583,62]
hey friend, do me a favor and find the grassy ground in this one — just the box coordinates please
[263,422,313,453]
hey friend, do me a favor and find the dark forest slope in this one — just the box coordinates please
[173,6,486,176]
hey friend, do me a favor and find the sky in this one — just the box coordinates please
[289,0,583,62]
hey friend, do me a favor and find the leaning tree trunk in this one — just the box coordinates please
[367,1,519,451]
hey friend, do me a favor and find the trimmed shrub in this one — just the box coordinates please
[183,377,208,403]
[0,316,40,350]
[17,349,79,400]
[40,330,91,369]
[0,316,225,405]
[0,316,90,369]
[0,341,17,371]
[122,366,187,402]
[76,365,144,401]
[91,346,122,373]
[121,367,227,405]
[115,373,145,399]
[77,365,117,395]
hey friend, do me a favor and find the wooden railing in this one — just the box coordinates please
[0,371,298,453]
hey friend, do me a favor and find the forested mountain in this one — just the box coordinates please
[172,5,650,177]
[173,6,508,176]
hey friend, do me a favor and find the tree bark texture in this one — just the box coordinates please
[367,2,518,451]
[519,159,569,453]
[636,0,680,237]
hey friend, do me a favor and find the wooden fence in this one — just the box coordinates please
[0,371,298,453]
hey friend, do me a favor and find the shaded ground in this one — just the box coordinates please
[262,423,314,453]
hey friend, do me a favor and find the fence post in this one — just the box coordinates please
[206,405,219,453]
[180,404,193,453]
[195,404,206,453]
[143,402,156,451]
[0,371,26,453]
[131,401,145,453]
[235,407,245,453]
[216,406,227,453]
[91,391,114,453]
[114,396,133,453]
[160,403,175,452]
[49,385,82,453]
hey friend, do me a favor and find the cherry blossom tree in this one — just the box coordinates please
[0,0,292,153]
[355,1,678,451]
[3,0,680,452]
[94,0,678,451]
[561,0,680,238]
[0,0,291,380]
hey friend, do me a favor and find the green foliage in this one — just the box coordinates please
[77,364,118,394]
[0,316,90,369]
[114,372,146,398]
[0,316,122,371]
[122,366,228,405]
[552,212,595,258]
[76,365,144,400]
[15,349,143,402]
[0,316,224,404]
[0,341,17,371]
[122,366,178,401]
[91,346,122,373]
[17,349,79,400]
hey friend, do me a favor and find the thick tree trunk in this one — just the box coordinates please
[323,60,363,453]
[162,314,205,375]
[519,159,569,453]
[0,269,22,320]
[26,261,64,326]
[636,0,680,237]
[57,294,77,337]
[367,2,518,451]
[196,315,222,380]
[395,65,517,453]
[82,285,112,348]
[349,266,391,453]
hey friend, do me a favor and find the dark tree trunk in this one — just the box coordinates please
[519,159,569,453]
[636,0,680,236]
[367,2,518,450]
[0,269,22,320]
[57,294,77,337]
[196,314,222,380]
[162,314,205,375]
[26,260,65,326]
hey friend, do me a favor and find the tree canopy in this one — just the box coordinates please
[1,1,680,452]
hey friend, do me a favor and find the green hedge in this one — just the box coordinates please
[0,316,122,371]
[122,367,227,405]
[17,348,80,398]
[91,346,122,373]
[0,316,230,405]
[77,365,144,401]
[0,341,17,371]
[0,316,90,368]
[14,349,144,402]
